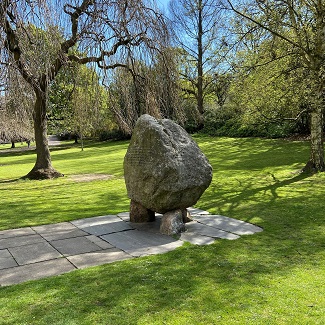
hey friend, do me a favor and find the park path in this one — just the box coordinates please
[48,135,61,146]
[0,208,262,286]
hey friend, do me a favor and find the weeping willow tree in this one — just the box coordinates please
[0,0,168,179]
[0,66,34,147]
[108,46,187,137]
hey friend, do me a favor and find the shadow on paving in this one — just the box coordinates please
[0,209,263,286]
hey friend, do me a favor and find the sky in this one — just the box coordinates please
[157,0,170,10]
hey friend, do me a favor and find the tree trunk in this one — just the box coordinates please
[304,105,325,172]
[24,90,63,179]
[197,0,204,116]
[303,69,325,172]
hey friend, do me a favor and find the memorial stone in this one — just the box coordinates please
[124,114,212,225]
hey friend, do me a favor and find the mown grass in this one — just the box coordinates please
[0,136,324,324]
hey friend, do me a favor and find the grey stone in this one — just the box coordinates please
[32,222,88,241]
[160,209,186,235]
[71,215,119,228]
[186,221,240,240]
[0,249,12,258]
[117,212,163,222]
[80,222,133,236]
[187,207,210,216]
[0,234,45,249]
[67,248,132,269]
[85,235,114,249]
[101,230,182,257]
[8,242,62,265]
[0,250,18,270]
[0,257,18,270]
[71,215,133,235]
[194,215,263,235]
[180,232,216,246]
[130,218,162,233]
[0,259,76,286]
[50,237,102,256]
[0,227,36,240]
[124,114,212,214]
[117,212,131,222]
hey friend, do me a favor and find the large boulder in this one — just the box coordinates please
[124,114,212,216]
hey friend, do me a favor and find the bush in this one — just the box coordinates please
[98,129,130,141]
[201,107,298,138]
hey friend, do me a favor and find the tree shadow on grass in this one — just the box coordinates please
[1,231,323,324]
[0,178,22,184]
[203,170,312,219]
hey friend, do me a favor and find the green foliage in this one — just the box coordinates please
[98,129,130,141]
[0,136,324,324]
[49,64,115,138]
[202,106,297,138]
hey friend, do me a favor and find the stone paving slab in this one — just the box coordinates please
[0,249,12,258]
[187,207,210,216]
[0,258,76,286]
[0,208,263,286]
[67,248,132,269]
[50,236,102,256]
[0,234,46,249]
[180,232,216,246]
[81,221,133,236]
[129,219,161,233]
[0,249,18,270]
[8,242,62,265]
[194,215,263,235]
[117,212,163,222]
[85,235,114,249]
[71,215,120,228]
[0,227,36,240]
[116,212,130,222]
[71,215,134,235]
[32,222,88,241]
[186,221,240,240]
[100,230,182,257]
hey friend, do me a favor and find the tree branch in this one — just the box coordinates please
[226,0,310,56]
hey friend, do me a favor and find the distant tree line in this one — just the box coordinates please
[1,0,324,177]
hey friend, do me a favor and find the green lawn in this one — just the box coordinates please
[0,136,324,324]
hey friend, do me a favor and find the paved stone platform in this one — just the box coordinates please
[0,208,262,286]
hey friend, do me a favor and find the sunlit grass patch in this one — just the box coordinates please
[0,136,324,324]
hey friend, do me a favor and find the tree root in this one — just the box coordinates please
[22,168,64,180]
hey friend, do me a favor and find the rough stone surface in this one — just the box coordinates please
[129,200,155,223]
[124,114,212,214]
[160,209,186,235]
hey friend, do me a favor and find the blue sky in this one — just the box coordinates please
[157,0,170,9]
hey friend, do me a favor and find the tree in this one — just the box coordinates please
[48,63,113,145]
[168,0,224,124]
[227,0,325,172]
[0,0,167,179]
[0,67,34,147]
[108,48,185,136]
[225,35,310,137]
